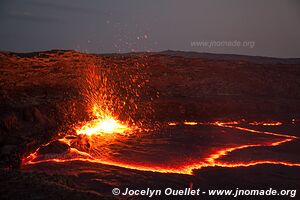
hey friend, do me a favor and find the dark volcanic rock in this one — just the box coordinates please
[0,145,17,155]
[39,141,70,155]
[0,145,21,169]
[0,169,111,200]
[0,113,18,132]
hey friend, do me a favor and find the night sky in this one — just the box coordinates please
[0,0,299,58]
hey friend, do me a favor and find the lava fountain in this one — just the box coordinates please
[75,105,131,137]
[74,62,153,137]
[72,64,134,138]
[76,116,129,136]
[22,60,155,165]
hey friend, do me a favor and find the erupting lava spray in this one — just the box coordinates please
[22,58,157,166]
[78,62,153,135]
[76,64,132,136]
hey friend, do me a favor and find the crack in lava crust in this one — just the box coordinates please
[22,121,300,175]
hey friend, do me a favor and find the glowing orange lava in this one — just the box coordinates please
[168,122,179,126]
[216,124,297,139]
[20,60,300,176]
[76,117,130,136]
[23,119,300,175]
[183,121,198,125]
[249,121,283,126]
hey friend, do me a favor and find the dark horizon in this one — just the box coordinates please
[1,0,300,58]
[4,49,300,61]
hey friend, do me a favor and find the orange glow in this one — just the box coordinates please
[76,117,130,136]
[175,121,241,126]
[211,121,240,125]
[183,121,199,125]
[205,144,261,163]
[20,65,300,175]
[67,63,152,139]
[23,120,300,175]
[215,124,297,139]
[23,134,300,175]
[168,122,179,126]
[249,121,283,126]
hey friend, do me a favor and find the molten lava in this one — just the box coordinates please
[21,63,300,176]
[249,121,283,126]
[73,64,144,137]
[76,116,130,136]
[23,119,300,175]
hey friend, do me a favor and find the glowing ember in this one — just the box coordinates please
[168,122,179,126]
[249,121,283,126]
[183,121,198,125]
[77,117,130,136]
